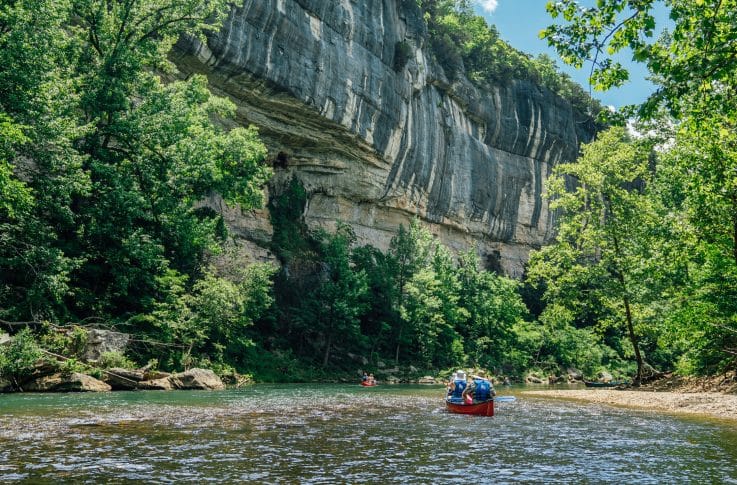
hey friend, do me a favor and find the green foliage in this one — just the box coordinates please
[40,325,88,358]
[188,263,277,365]
[97,351,135,370]
[58,357,86,376]
[0,0,272,374]
[292,224,369,367]
[527,127,658,382]
[419,0,602,115]
[393,41,413,72]
[455,250,527,371]
[268,177,312,261]
[541,0,737,375]
[650,119,737,374]
[0,328,43,383]
[542,0,737,119]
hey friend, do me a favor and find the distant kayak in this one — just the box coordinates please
[360,381,377,387]
[445,398,494,416]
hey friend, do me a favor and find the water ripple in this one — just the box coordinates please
[1,385,736,483]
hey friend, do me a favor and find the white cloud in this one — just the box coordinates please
[477,0,499,13]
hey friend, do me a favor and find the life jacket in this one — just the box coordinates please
[474,378,491,401]
[450,379,466,399]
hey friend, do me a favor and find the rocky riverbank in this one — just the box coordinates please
[523,373,737,422]
[1,367,227,393]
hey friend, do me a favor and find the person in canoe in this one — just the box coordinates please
[446,371,457,397]
[462,374,495,404]
[361,370,368,383]
[367,373,376,385]
[447,370,467,403]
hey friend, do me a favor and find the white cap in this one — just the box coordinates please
[455,370,466,381]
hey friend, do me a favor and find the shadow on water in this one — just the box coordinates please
[1,384,736,483]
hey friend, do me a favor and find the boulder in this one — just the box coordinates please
[24,373,111,392]
[347,353,369,365]
[597,371,614,382]
[385,376,401,384]
[104,368,145,390]
[29,359,58,379]
[567,368,583,381]
[0,376,12,392]
[143,370,171,381]
[136,377,174,391]
[526,374,544,384]
[169,368,225,390]
[417,376,436,384]
[83,329,130,362]
[0,332,10,346]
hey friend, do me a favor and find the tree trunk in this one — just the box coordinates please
[611,234,644,385]
[731,193,737,267]
[322,333,333,368]
[394,325,403,364]
[622,290,644,385]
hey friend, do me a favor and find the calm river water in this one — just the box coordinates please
[1,384,736,483]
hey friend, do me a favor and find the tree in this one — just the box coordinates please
[542,0,737,118]
[652,118,737,372]
[0,0,272,326]
[0,328,43,389]
[455,250,527,371]
[351,244,398,359]
[527,127,656,384]
[0,0,90,322]
[388,219,433,363]
[400,245,466,368]
[293,225,368,367]
[542,0,737,373]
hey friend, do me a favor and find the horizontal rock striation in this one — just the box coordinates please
[173,0,595,275]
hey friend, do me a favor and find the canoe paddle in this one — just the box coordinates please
[494,396,517,402]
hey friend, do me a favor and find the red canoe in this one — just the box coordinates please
[446,399,494,416]
[360,381,377,387]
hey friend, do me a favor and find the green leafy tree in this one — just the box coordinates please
[455,250,528,371]
[351,245,398,359]
[528,127,657,384]
[0,328,44,388]
[542,0,737,119]
[388,219,433,363]
[418,0,601,113]
[652,119,737,372]
[400,245,466,368]
[187,263,276,367]
[542,0,737,373]
[292,224,369,367]
[0,0,271,331]
[0,0,89,322]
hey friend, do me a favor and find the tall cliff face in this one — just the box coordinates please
[173,0,595,276]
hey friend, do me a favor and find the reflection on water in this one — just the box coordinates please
[1,385,736,483]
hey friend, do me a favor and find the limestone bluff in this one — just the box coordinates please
[173,0,595,276]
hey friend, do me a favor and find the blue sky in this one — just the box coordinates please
[472,1,671,108]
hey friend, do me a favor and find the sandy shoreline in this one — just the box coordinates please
[521,389,737,422]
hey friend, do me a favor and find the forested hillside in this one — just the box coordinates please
[2,0,735,384]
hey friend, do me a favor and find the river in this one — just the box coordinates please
[1,384,736,483]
